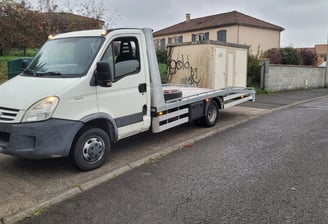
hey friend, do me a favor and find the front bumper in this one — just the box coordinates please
[0,119,83,159]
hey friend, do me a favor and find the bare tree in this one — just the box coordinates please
[77,0,105,20]
[76,0,118,28]
[37,0,58,12]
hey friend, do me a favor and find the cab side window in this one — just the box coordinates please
[101,37,140,81]
[101,43,115,76]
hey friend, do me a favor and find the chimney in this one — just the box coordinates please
[186,13,191,22]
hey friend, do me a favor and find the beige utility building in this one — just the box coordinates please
[153,11,284,54]
[167,41,249,89]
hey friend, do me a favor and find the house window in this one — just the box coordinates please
[160,38,165,49]
[192,32,209,42]
[176,36,183,43]
[217,30,227,42]
[168,36,183,44]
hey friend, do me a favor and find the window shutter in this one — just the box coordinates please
[205,32,209,40]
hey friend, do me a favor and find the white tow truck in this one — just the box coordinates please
[0,28,255,170]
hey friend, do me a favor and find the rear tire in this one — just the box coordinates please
[195,100,219,127]
[72,127,111,171]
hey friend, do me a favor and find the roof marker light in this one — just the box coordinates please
[101,30,108,36]
[48,34,54,40]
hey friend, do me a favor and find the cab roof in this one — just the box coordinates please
[52,29,108,39]
[51,28,149,39]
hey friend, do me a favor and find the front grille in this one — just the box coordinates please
[0,107,19,121]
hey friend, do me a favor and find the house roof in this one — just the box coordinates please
[153,10,284,37]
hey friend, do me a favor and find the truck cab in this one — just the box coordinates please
[0,29,153,170]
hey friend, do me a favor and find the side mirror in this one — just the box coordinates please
[95,61,113,87]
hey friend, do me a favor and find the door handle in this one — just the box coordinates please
[138,83,147,93]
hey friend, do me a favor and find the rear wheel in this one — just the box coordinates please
[195,100,219,127]
[72,127,111,171]
[205,100,219,126]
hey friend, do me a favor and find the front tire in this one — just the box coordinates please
[72,127,111,171]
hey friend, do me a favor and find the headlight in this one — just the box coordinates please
[22,96,59,122]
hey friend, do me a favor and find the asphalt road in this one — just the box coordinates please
[19,97,328,224]
[1,102,266,224]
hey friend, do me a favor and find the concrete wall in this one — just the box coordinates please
[263,64,326,92]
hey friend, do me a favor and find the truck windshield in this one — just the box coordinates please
[23,37,104,78]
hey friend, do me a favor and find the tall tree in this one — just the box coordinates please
[0,0,16,54]
[0,0,115,54]
[76,0,117,28]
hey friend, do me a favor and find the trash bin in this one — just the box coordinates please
[7,57,33,79]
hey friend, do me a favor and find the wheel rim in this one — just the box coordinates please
[82,137,105,163]
[207,103,217,123]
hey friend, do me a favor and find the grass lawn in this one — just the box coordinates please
[0,57,11,84]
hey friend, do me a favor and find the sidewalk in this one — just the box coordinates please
[243,88,328,109]
[1,88,327,224]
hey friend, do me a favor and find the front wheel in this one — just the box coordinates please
[72,127,111,171]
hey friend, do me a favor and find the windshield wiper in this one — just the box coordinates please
[23,69,37,76]
[23,70,64,77]
[36,71,64,77]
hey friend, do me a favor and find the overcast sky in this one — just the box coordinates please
[99,0,328,48]
[34,0,328,48]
